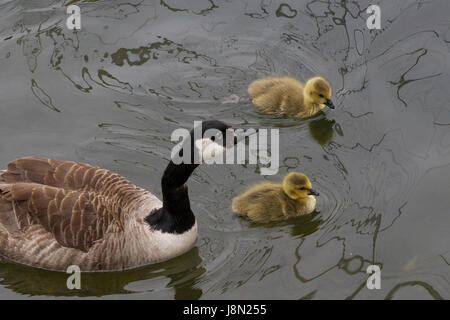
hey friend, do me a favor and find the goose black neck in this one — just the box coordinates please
[145,161,199,234]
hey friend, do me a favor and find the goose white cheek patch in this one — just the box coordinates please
[170,121,279,175]
[194,138,226,164]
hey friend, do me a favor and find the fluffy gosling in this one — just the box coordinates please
[232,172,319,222]
[248,76,335,118]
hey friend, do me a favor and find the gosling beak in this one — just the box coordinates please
[324,99,335,109]
[308,188,319,196]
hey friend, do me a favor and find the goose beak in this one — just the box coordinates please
[308,188,319,196]
[324,99,335,109]
[226,126,238,144]
[230,127,259,145]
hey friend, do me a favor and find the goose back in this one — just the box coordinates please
[0,157,197,271]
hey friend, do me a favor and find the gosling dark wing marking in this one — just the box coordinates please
[248,187,274,200]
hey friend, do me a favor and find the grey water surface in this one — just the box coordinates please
[0,0,449,299]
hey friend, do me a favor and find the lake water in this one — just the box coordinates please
[0,0,449,299]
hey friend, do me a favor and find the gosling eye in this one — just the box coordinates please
[318,94,325,98]
[299,187,306,190]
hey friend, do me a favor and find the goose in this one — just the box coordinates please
[248,76,335,118]
[0,120,235,272]
[232,172,319,222]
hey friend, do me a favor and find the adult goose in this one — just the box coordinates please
[0,120,234,271]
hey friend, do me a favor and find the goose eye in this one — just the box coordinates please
[318,94,324,98]
[211,132,222,142]
[299,187,306,190]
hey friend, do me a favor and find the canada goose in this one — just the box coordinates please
[0,120,235,272]
[248,76,335,118]
[232,172,318,222]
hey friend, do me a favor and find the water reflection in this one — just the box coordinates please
[0,248,205,299]
[385,281,443,300]
[245,211,322,238]
[30,79,61,112]
[19,34,41,72]
[308,116,335,145]
[275,4,297,18]
[110,36,215,67]
[0,0,449,299]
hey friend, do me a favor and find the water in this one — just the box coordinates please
[0,0,449,299]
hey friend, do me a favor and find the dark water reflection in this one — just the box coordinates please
[0,247,204,298]
[0,0,449,299]
[309,115,335,145]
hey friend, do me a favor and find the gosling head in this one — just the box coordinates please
[304,76,335,109]
[282,172,319,200]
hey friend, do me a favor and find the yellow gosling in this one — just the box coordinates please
[232,172,318,222]
[248,76,335,118]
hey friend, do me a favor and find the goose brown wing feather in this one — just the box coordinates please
[0,157,143,253]
[0,182,111,252]
[1,157,100,190]
[0,157,143,205]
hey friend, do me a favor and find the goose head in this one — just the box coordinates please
[282,172,319,200]
[193,120,235,163]
[174,120,257,165]
[304,76,334,109]
[154,120,240,234]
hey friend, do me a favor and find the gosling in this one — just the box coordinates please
[232,172,319,223]
[248,76,335,118]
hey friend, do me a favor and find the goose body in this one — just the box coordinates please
[232,172,318,222]
[0,121,233,271]
[248,76,335,118]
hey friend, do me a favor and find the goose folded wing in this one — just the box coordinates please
[0,157,103,191]
[0,182,114,252]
